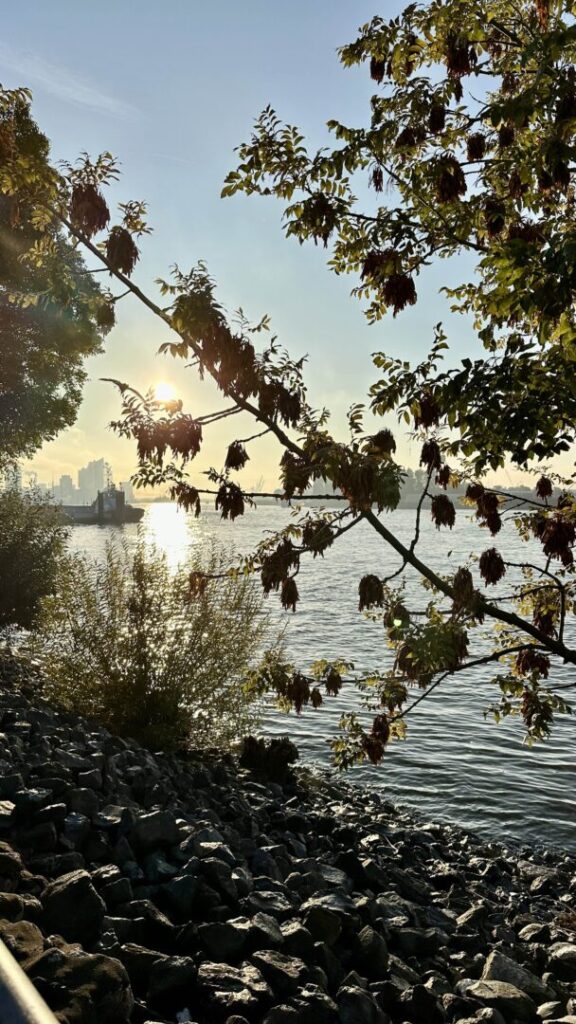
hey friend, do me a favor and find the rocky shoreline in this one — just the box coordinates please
[0,658,575,1024]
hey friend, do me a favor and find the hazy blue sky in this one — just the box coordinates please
[3,1,486,489]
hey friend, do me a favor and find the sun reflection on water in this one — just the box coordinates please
[141,502,201,568]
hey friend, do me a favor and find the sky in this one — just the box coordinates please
[2,1,514,492]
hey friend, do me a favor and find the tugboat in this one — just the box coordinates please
[62,485,144,526]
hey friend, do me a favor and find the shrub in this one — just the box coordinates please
[0,486,68,630]
[33,538,279,750]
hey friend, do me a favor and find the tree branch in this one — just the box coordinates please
[399,644,535,719]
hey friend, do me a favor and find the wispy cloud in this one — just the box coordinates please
[0,42,138,119]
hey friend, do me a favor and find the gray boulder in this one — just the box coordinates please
[549,944,576,983]
[251,949,307,996]
[197,960,271,1016]
[42,869,106,946]
[482,949,555,1001]
[26,947,134,1024]
[461,979,538,1023]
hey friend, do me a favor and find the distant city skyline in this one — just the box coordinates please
[14,457,136,506]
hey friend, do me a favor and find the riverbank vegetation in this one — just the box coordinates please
[30,539,276,750]
[0,485,68,630]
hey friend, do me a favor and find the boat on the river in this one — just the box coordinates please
[61,486,144,526]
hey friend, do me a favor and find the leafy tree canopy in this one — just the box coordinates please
[0,485,68,630]
[0,89,108,469]
[8,0,576,764]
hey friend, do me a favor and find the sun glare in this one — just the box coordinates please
[154,381,177,402]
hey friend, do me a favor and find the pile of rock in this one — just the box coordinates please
[0,670,575,1023]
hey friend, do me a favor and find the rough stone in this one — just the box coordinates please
[129,810,182,852]
[197,960,271,1016]
[251,949,307,995]
[482,949,554,1001]
[461,979,538,1023]
[549,944,576,982]
[26,947,134,1024]
[42,869,106,946]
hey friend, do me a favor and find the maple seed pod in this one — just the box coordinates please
[420,439,442,471]
[508,221,542,244]
[382,273,417,316]
[304,194,338,247]
[371,165,384,192]
[436,464,451,489]
[395,127,417,149]
[371,429,396,456]
[287,673,310,713]
[302,520,333,557]
[452,567,474,608]
[429,103,446,133]
[540,516,575,564]
[484,198,506,237]
[435,156,467,203]
[361,249,397,281]
[325,667,342,696]
[498,124,515,149]
[467,133,486,162]
[362,733,385,765]
[106,227,139,276]
[536,475,553,499]
[371,714,390,744]
[215,482,245,521]
[69,183,110,238]
[445,31,474,78]
[358,574,384,611]
[431,494,456,529]
[479,547,506,585]
[466,482,484,502]
[415,393,440,429]
[484,510,502,535]
[281,577,299,613]
[516,647,550,678]
[477,490,499,517]
[95,301,116,333]
[310,687,323,709]
[370,57,385,83]
[225,441,249,471]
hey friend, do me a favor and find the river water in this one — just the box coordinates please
[68,501,575,851]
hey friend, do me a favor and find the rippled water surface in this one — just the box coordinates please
[69,502,576,851]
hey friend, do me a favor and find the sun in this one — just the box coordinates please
[154,381,177,402]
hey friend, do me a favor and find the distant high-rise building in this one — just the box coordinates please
[58,474,76,502]
[77,458,107,504]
